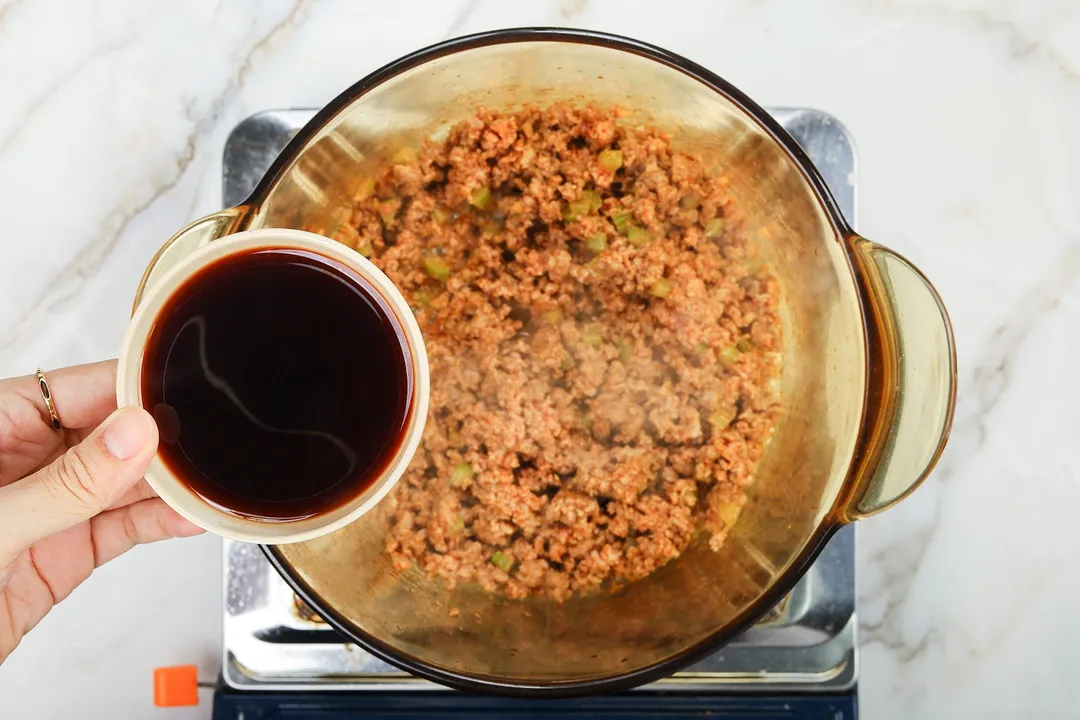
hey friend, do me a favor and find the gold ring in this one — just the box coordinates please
[35,368,62,432]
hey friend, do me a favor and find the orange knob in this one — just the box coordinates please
[153,665,200,707]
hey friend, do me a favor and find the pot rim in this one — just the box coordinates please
[261,524,842,698]
[254,26,857,697]
[237,27,855,239]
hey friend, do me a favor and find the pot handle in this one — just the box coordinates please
[131,207,250,313]
[839,236,957,521]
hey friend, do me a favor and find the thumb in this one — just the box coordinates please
[0,406,158,566]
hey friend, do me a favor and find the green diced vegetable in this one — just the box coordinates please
[582,326,602,345]
[650,278,671,298]
[598,149,623,172]
[414,288,436,308]
[709,406,736,429]
[717,501,741,529]
[450,462,474,489]
[736,338,752,353]
[449,513,465,534]
[718,344,741,368]
[694,341,708,354]
[681,192,700,209]
[582,190,603,213]
[357,243,374,259]
[586,233,608,253]
[378,198,402,224]
[611,211,633,234]
[431,207,450,224]
[422,255,451,282]
[618,339,633,364]
[704,217,725,238]
[469,186,492,210]
[491,551,514,572]
[627,225,651,248]
[542,309,564,325]
[566,190,602,222]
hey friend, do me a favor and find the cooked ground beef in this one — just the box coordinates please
[332,103,782,603]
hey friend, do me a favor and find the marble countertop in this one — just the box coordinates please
[1,0,1077,717]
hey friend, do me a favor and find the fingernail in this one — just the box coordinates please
[103,407,155,460]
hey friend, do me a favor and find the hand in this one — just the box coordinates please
[0,360,203,664]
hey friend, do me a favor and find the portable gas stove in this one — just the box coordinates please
[212,107,859,719]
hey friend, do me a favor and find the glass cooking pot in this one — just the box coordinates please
[133,29,956,695]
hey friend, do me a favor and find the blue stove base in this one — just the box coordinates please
[212,687,857,719]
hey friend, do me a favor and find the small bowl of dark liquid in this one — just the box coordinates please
[117,229,429,543]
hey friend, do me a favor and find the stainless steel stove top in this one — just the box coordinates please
[219,107,858,694]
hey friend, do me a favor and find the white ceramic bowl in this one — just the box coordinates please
[116,228,429,544]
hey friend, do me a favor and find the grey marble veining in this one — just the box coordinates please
[0,1,1078,718]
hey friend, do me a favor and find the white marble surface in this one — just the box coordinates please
[0,0,1076,717]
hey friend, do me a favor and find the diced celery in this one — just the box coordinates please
[378,198,402,224]
[598,149,623,171]
[422,255,451,282]
[542,309,564,325]
[611,211,633,234]
[450,462,474,489]
[566,190,602,221]
[449,513,465,534]
[469,186,492,210]
[582,189,603,213]
[586,233,608,253]
[491,551,513,572]
[709,407,735,429]
[627,225,651,248]
[718,345,740,368]
[414,289,433,307]
[717,501,741,529]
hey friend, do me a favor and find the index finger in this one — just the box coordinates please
[0,360,119,431]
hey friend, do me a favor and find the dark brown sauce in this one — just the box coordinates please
[141,248,412,521]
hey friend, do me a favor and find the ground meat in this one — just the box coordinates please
[333,103,782,603]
